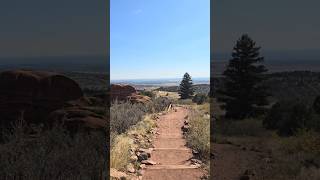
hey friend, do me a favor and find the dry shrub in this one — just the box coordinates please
[129,116,156,135]
[110,135,132,170]
[216,118,266,137]
[147,97,172,113]
[110,100,147,134]
[186,110,210,159]
[0,120,107,180]
[280,129,320,155]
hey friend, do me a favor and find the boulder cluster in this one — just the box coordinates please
[110,84,151,104]
[0,70,106,133]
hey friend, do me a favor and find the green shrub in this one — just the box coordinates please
[217,118,266,137]
[263,100,313,136]
[139,90,155,98]
[176,99,194,105]
[192,93,208,105]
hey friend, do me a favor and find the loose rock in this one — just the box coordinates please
[141,160,157,165]
[126,163,135,173]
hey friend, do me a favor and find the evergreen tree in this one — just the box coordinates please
[217,34,269,119]
[179,73,194,99]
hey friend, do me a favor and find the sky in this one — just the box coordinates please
[213,0,320,59]
[111,0,210,80]
[0,0,107,58]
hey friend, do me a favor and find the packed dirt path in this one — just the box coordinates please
[211,142,271,180]
[142,106,206,180]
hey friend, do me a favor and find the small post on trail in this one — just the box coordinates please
[167,104,172,112]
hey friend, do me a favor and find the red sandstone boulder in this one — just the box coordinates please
[110,84,151,104]
[47,107,107,132]
[0,70,83,127]
[110,84,137,101]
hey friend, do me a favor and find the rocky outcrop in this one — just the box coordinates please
[47,107,106,132]
[110,84,151,104]
[0,70,106,132]
[110,84,136,101]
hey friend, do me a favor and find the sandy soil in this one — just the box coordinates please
[211,141,273,180]
[142,106,206,180]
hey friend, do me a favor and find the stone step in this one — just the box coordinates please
[150,149,193,165]
[153,140,187,149]
[153,148,190,151]
[142,168,205,180]
[156,134,183,138]
[146,165,199,170]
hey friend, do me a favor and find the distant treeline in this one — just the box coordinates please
[156,84,210,95]
[213,71,320,105]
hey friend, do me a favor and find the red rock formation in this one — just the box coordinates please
[0,70,105,131]
[110,84,151,104]
[47,107,107,132]
[110,84,137,101]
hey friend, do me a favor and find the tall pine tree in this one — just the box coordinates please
[179,73,194,99]
[217,34,269,119]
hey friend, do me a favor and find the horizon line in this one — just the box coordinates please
[111,76,210,81]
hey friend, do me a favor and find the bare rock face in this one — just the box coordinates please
[0,70,107,132]
[110,84,151,104]
[110,84,137,101]
[47,107,107,132]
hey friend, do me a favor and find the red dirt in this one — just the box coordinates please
[142,106,206,180]
[211,142,270,180]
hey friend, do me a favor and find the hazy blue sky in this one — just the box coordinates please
[0,0,106,58]
[213,0,320,57]
[111,0,210,80]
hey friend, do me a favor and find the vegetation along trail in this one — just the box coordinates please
[142,106,206,180]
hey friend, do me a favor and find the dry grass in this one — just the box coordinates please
[128,116,156,136]
[0,120,107,179]
[110,135,132,170]
[280,129,320,155]
[154,90,180,100]
[110,115,156,172]
[186,109,210,160]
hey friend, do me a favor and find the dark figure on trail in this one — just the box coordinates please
[217,34,269,119]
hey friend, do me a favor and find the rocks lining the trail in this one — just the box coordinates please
[192,149,200,155]
[181,124,190,133]
[142,107,207,179]
[130,155,138,162]
[137,152,149,161]
[139,164,146,169]
[110,168,128,179]
[127,163,136,173]
[191,158,203,165]
[141,160,157,165]
[138,148,153,157]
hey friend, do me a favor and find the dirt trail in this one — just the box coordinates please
[142,106,206,180]
[211,142,271,180]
